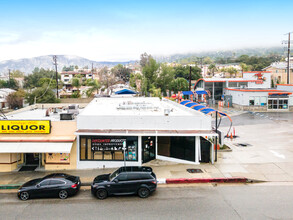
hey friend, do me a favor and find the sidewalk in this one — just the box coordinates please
[0,159,252,189]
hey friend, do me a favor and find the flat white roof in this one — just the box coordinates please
[201,78,259,82]
[77,97,212,131]
[80,97,204,117]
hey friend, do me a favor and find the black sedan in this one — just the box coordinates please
[18,173,81,201]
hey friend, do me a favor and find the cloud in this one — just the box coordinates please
[0,26,281,62]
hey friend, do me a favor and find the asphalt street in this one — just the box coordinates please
[1,184,293,220]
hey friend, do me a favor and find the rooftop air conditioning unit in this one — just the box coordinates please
[60,113,74,120]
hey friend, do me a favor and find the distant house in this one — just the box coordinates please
[60,69,96,89]
[0,88,16,109]
[264,61,293,85]
[194,71,271,101]
[184,63,241,77]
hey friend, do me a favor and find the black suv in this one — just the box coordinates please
[91,166,157,199]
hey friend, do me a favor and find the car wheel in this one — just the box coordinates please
[59,190,68,199]
[96,189,107,200]
[19,191,29,201]
[138,187,150,198]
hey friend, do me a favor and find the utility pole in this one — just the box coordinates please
[8,69,11,88]
[53,56,59,98]
[91,63,94,79]
[189,66,192,91]
[284,32,292,84]
[197,57,204,69]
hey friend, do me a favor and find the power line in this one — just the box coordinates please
[36,69,55,101]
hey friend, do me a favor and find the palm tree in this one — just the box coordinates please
[71,77,81,94]
[208,64,218,76]
[86,79,101,97]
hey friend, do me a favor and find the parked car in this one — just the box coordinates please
[91,166,157,199]
[18,173,81,201]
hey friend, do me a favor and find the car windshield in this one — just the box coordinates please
[109,169,120,181]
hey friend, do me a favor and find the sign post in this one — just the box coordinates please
[122,141,126,167]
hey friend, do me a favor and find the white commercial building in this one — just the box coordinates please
[76,97,217,169]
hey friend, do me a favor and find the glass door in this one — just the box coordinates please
[142,136,156,163]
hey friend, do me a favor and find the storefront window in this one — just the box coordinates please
[268,99,272,109]
[158,136,195,162]
[80,137,86,160]
[268,98,289,110]
[260,97,267,106]
[80,136,138,161]
[249,97,254,106]
[254,97,260,106]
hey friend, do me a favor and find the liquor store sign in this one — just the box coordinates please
[0,120,51,134]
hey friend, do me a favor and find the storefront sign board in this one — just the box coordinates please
[0,120,51,134]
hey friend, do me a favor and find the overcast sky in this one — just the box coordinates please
[0,0,292,62]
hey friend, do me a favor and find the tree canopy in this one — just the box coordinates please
[111,64,132,82]
[25,87,59,105]
[24,68,60,89]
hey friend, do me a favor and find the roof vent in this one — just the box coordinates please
[164,109,171,116]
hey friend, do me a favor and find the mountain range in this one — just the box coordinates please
[0,47,286,76]
[155,47,285,63]
[0,55,136,75]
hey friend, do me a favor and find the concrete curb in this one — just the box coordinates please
[164,177,248,184]
[0,184,22,190]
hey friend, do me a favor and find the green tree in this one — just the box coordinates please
[129,73,142,89]
[25,87,59,105]
[226,67,238,77]
[156,64,175,96]
[203,57,213,65]
[140,52,153,67]
[71,77,82,94]
[170,78,189,93]
[149,85,162,98]
[5,90,25,109]
[173,66,202,80]
[111,64,132,82]
[11,70,24,78]
[86,79,101,97]
[0,79,19,89]
[141,58,159,95]
[240,63,250,72]
[24,68,60,89]
[208,63,217,76]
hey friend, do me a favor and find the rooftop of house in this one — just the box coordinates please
[197,78,262,83]
[265,62,293,70]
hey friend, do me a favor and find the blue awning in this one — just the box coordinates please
[182,91,194,95]
[115,89,137,95]
[180,100,191,105]
[185,103,198,108]
[196,90,208,95]
[192,105,206,110]
[200,108,216,114]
